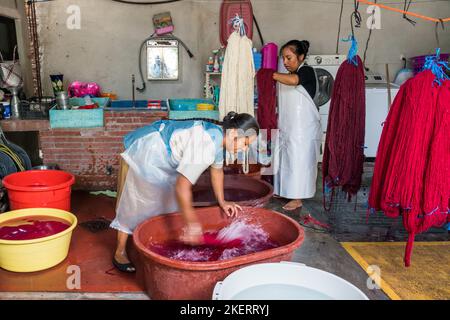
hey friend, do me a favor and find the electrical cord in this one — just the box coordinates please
[363,0,377,70]
[252,14,264,46]
[435,19,445,48]
[335,0,345,54]
[403,0,417,26]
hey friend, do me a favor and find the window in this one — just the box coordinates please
[0,16,18,60]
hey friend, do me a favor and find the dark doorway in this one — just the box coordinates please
[4,131,42,167]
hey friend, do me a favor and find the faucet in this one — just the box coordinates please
[132,74,136,108]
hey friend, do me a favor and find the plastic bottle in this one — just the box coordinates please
[219,55,225,72]
[2,101,11,119]
[213,54,220,73]
[206,56,214,72]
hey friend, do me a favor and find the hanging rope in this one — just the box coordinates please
[350,0,362,36]
[357,0,450,23]
[252,14,265,46]
[402,0,416,26]
[434,19,445,49]
[335,0,345,54]
[363,0,377,70]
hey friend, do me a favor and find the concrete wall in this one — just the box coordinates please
[0,0,34,96]
[34,0,450,100]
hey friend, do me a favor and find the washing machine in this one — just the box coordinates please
[365,82,400,158]
[305,54,347,132]
[305,54,347,161]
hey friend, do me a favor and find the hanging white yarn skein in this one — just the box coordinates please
[219,30,255,119]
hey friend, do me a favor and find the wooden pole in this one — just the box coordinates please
[385,63,392,110]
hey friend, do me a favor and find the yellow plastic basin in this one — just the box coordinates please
[0,208,77,272]
[197,103,215,111]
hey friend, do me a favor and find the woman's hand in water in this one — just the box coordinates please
[219,201,243,218]
[180,222,203,245]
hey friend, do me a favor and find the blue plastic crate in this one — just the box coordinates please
[49,98,109,128]
[168,98,219,120]
[169,98,214,111]
[68,97,110,108]
[168,110,220,121]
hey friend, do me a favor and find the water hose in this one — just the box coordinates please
[0,144,25,172]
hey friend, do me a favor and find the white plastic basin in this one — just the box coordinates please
[212,262,369,300]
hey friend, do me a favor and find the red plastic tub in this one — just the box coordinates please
[193,174,273,207]
[133,206,304,300]
[2,170,75,211]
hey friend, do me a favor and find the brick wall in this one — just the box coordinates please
[39,110,167,190]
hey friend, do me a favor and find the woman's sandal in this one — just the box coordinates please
[282,200,303,211]
[112,257,136,273]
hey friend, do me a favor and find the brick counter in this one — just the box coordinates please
[40,110,168,190]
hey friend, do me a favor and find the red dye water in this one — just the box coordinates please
[0,216,70,240]
[148,220,279,262]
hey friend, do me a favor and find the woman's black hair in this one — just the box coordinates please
[222,111,259,136]
[280,40,310,58]
[175,112,259,136]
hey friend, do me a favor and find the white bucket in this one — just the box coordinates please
[212,262,369,300]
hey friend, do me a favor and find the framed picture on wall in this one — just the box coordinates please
[146,39,179,80]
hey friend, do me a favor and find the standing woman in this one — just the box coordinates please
[110,112,259,272]
[272,40,321,211]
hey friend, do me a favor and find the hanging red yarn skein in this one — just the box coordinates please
[256,68,277,141]
[322,55,366,198]
[368,70,449,267]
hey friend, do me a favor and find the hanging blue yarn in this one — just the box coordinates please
[422,48,450,86]
[342,35,358,66]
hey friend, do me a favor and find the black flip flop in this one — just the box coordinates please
[112,257,136,273]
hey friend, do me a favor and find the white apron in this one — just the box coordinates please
[273,81,322,199]
[110,132,179,235]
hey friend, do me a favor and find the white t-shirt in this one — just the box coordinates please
[170,124,223,184]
